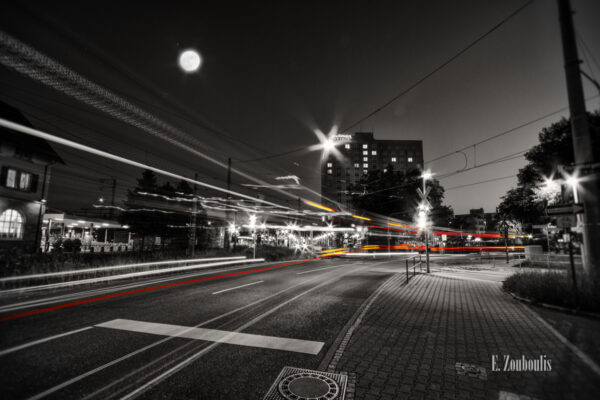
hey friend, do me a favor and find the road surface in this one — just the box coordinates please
[0,257,404,399]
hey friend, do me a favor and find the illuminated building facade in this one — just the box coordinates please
[321,132,424,209]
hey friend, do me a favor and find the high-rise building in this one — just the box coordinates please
[321,132,424,209]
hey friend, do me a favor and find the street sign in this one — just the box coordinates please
[556,215,576,229]
[546,203,584,215]
[416,188,431,208]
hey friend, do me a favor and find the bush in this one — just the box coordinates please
[503,271,600,312]
[72,238,82,253]
[62,239,74,252]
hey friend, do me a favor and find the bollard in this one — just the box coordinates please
[406,259,409,283]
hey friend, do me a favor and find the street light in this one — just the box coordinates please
[421,170,433,273]
[566,175,580,203]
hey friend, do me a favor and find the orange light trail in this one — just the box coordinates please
[352,215,372,221]
[304,200,337,212]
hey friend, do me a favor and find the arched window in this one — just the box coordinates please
[0,209,25,239]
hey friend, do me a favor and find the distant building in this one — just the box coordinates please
[321,132,424,209]
[452,208,497,233]
[0,102,64,253]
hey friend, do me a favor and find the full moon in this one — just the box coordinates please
[178,50,202,72]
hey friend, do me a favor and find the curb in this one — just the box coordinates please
[317,271,408,372]
[506,290,600,320]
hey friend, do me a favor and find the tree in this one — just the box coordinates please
[498,111,600,226]
[119,170,195,251]
[348,166,454,227]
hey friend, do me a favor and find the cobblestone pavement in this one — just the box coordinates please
[329,273,600,400]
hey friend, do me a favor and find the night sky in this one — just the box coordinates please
[1,0,599,215]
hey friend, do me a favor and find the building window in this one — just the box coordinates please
[354,163,360,168]
[391,157,397,162]
[363,169,368,174]
[345,144,351,149]
[0,209,25,239]
[1,167,36,192]
[363,163,368,168]
[326,162,332,167]
[362,144,368,149]
[408,157,413,162]
[363,157,368,162]
[384,168,387,173]
[371,150,377,155]
[5,169,17,188]
[19,172,31,190]
[327,169,332,174]
[363,150,368,155]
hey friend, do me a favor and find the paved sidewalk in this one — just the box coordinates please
[326,273,600,400]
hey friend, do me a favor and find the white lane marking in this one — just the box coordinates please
[0,326,93,357]
[24,262,347,400]
[119,263,372,400]
[296,264,347,275]
[96,319,323,355]
[212,280,263,295]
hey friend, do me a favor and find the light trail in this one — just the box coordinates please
[0,117,294,212]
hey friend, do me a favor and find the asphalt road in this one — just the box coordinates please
[0,257,403,399]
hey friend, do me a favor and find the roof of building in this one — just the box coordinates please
[0,101,65,165]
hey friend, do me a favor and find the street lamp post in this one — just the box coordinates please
[421,171,432,273]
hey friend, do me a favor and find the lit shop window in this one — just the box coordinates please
[345,144,351,149]
[327,162,332,167]
[0,209,24,239]
[391,157,397,162]
[362,144,368,149]
[408,157,413,162]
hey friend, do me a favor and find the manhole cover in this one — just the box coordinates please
[278,372,339,400]
[263,367,347,400]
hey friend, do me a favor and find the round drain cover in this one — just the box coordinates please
[278,372,339,400]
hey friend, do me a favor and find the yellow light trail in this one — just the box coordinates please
[304,200,337,212]
[352,215,372,221]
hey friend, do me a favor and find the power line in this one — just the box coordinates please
[425,93,600,165]
[340,0,534,133]
[445,175,517,191]
[224,1,535,164]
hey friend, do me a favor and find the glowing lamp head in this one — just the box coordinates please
[323,138,335,152]
[178,49,202,73]
[566,176,579,188]
[421,170,433,180]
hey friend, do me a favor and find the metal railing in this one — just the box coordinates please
[405,254,423,284]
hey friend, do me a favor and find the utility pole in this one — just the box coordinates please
[224,158,232,250]
[189,172,198,257]
[423,178,430,273]
[558,0,600,282]
[110,179,116,219]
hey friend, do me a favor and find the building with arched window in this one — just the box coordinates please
[0,101,64,253]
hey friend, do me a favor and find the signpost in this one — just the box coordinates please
[545,203,583,290]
